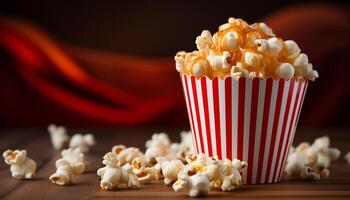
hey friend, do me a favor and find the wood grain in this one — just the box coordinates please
[0,128,349,200]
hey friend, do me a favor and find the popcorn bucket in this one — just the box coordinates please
[180,74,308,184]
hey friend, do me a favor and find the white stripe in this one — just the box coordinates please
[187,77,202,153]
[269,80,290,183]
[232,79,239,159]
[261,79,278,183]
[218,79,226,158]
[206,78,217,156]
[251,79,265,184]
[242,79,252,183]
[196,78,209,156]
[182,75,198,153]
[275,80,298,182]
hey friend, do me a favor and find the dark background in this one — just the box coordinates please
[1,0,347,56]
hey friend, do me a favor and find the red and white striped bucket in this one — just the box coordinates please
[181,74,308,184]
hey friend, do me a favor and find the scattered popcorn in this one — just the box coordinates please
[173,172,210,197]
[157,158,185,184]
[49,159,75,185]
[172,153,246,196]
[131,157,161,183]
[145,133,171,164]
[112,145,143,166]
[175,17,318,81]
[3,149,36,179]
[285,136,341,180]
[345,152,350,164]
[61,148,85,174]
[48,124,69,150]
[97,152,140,190]
[69,133,96,153]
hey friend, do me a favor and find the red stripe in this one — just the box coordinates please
[247,78,260,184]
[212,78,222,159]
[272,79,295,182]
[237,78,246,160]
[265,79,285,183]
[225,77,233,160]
[277,80,303,180]
[191,76,205,153]
[256,78,273,183]
[184,75,199,153]
[201,77,213,156]
[294,81,308,128]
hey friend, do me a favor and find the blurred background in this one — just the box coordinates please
[0,0,349,129]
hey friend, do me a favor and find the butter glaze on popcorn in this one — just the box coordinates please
[175,17,318,80]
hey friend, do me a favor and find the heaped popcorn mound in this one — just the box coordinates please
[175,17,319,81]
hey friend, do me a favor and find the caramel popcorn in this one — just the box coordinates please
[175,17,318,80]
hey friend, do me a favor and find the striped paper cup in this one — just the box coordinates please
[181,74,308,184]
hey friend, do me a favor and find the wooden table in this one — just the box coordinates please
[0,128,349,200]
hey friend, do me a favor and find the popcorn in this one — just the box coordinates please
[175,51,186,73]
[276,63,295,80]
[175,17,318,81]
[284,40,301,60]
[145,133,171,164]
[173,172,210,197]
[345,152,350,164]
[157,158,185,184]
[244,51,261,67]
[112,145,143,166]
[191,60,210,78]
[61,148,85,174]
[195,30,213,54]
[293,53,309,69]
[223,32,238,51]
[285,136,341,180]
[257,22,275,37]
[131,157,161,183]
[69,133,95,152]
[267,38,282,54]
[49,159,74,185]
[97,152,140,190]
[3,149,36,179]
[230,64,249,80]
[48,124,69,150]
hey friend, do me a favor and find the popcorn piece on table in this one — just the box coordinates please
[145,133,171,164]
[345,152,350,164]
[61,148,85,174]
[169,131,195,162]
[3,149,36,179]
[131,156,161,183]
[97,152,140,190]
[48,124,69,150]
[172,153,246,196]
[156,158,185,185]
[69,133,96,153]
[285,135,341,180]
[173,172,210,197]
[49,159,75,185]
[112,145,143,166]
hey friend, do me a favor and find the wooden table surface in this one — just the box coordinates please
[0,127,349,200]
